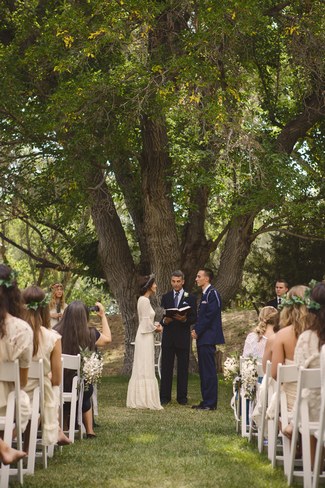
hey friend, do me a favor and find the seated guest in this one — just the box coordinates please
[0,264,33,432]
[0,438,26,465]
[22,285,70,446]
[283,281,325,465]
[269,285,309,417]
[243,306,279,360]
[54,301,111,438]
[49,283,67,328]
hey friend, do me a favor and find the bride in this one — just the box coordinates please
[126,274,163,410]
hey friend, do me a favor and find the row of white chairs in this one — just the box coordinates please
[0,354,82,487]
[238,348,325,488]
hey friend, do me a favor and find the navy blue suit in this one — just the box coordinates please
[160,290,197,404]
[194,285,225,408]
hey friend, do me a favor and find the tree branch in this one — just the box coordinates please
[0,231,73,270]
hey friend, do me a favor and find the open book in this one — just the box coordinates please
[164,305,191,318]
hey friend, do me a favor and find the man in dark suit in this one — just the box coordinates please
[191,268,225,411]
[160,270,197,405]
[266,279,289,309]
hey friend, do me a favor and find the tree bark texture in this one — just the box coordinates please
[216,212,256,305]
[140,114,181,295]
[88,168,138,374]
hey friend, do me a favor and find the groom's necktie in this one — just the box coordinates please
[174,291,180,308]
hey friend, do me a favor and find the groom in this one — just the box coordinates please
[191,268,225,410]
[160,270,197,405]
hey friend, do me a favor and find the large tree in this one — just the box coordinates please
[0,0,324,371]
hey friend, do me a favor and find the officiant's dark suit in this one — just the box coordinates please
[160,273,197,405]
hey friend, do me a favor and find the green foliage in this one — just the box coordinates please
[244,232,325,304]
[0,0,324,299]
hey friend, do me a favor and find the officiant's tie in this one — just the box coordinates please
[174,291,180,308]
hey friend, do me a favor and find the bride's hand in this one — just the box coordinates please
[154,322,162,333]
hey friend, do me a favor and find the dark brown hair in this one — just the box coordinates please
[54,300,97,355]
[0,264,23,338]
[139,274,155,295]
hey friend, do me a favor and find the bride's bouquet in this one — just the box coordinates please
[80,348,104,390]
[241,357,258,401]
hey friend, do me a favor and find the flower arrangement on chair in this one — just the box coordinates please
[80,348,104,391]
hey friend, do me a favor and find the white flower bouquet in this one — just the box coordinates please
[241,358,258,401]
[80,349,104,390]
[224,355,240,383]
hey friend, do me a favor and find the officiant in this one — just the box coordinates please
[160,270,197,405]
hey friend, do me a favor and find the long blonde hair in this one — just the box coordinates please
[49,283,66,311]
[279,285,309,338]
[255,306,279,340]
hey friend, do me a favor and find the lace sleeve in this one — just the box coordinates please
[138,297,156,334]
[243,332,256,357]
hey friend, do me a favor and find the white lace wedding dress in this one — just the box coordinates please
[126,296,163,410]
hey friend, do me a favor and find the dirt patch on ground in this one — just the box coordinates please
[100,309,258,375]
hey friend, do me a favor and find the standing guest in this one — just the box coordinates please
[49,283,67,328]
[243,306,279,360]
[266,279,289,309]
[127,274,163,410]
[22,285,71,446]
[191,268,225,411]
[55,300,111,438]
[160,270,197,405]
[0,264,33,431]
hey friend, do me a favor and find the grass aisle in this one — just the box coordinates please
[18,375,298,488]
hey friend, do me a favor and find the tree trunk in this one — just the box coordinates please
[88,168,138,374]
[140,114,181,295]
[216,212,256,305]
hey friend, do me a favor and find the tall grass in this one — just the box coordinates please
[16,375,298,488]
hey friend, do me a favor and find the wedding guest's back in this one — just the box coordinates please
[243,306,279,360]
[0,264,33,430]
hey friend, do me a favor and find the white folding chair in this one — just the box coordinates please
[257,360,271,453]
[287,367,321,487]
[25,359,48,473]
[240,357,250,438]
[270,363,298,473]
[312,345,325,488]
[0,360,23,488]
[61,354,82,442]
[249,359,263,442]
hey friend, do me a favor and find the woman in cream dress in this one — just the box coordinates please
[49,283,68,328]
[127,275,163,410]
[0,264,33,432]
[267,285,309,419]
[22,285,70,446]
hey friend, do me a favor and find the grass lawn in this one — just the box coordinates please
[15,375,299,488]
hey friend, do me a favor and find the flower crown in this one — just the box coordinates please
[278,280,321,311]
[0,270,18,288]
[26,293,51,311]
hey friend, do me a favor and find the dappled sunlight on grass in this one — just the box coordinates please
[129,433,159,445]
[14,376,299,488]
